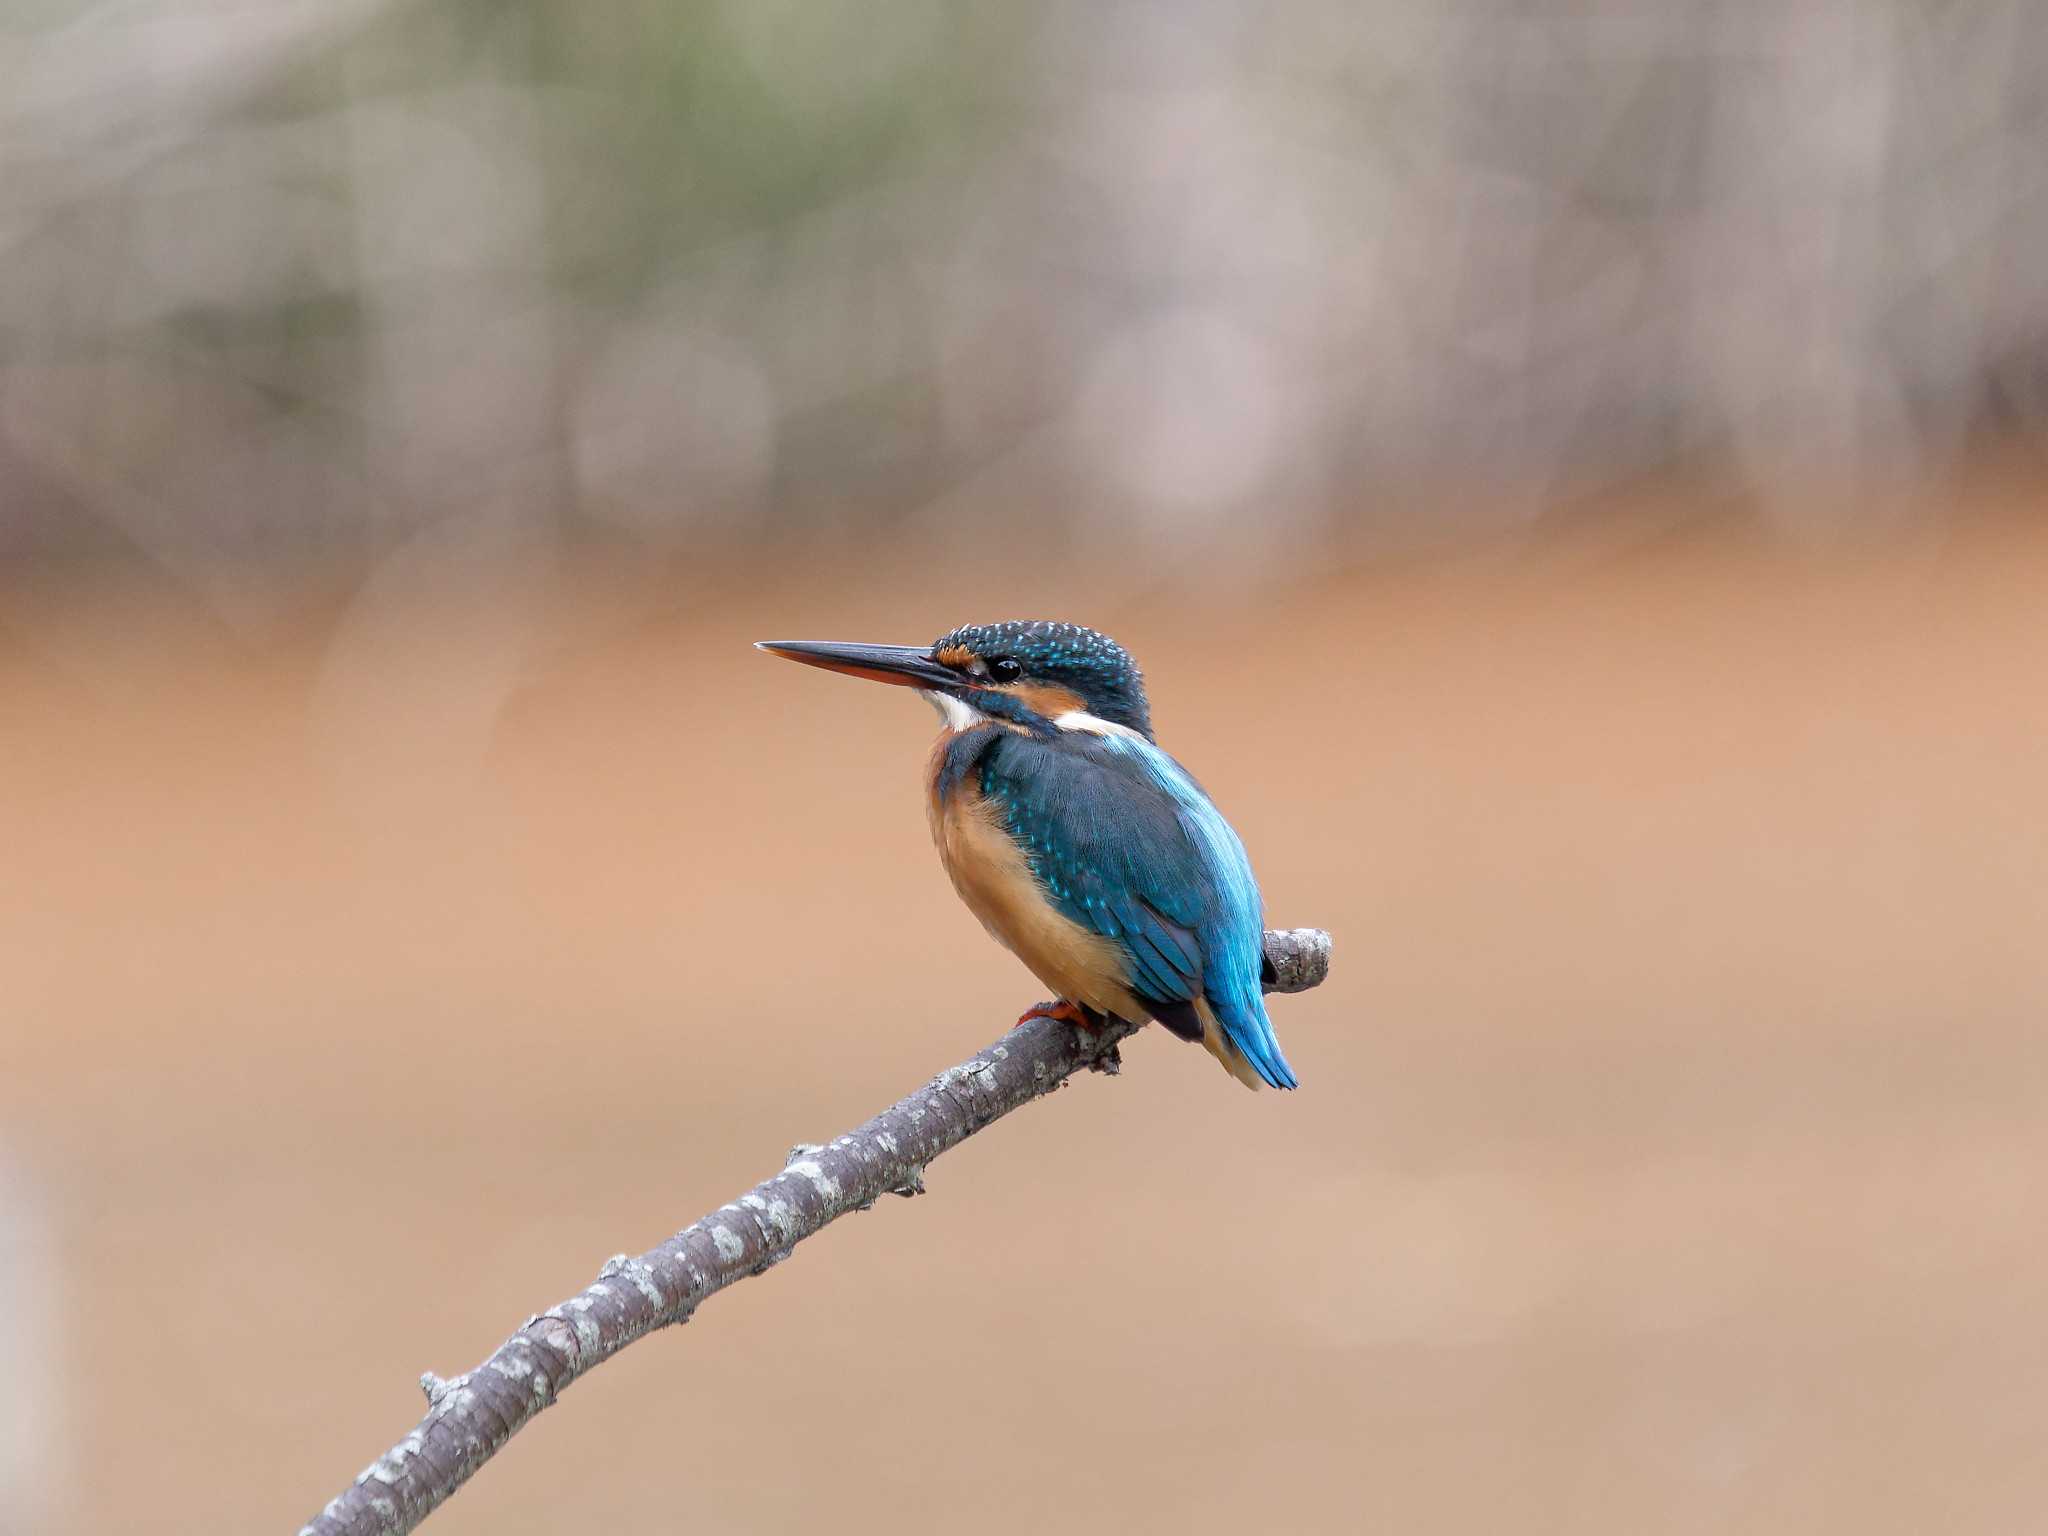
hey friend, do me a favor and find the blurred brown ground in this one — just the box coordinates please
[3,468,2047,1534]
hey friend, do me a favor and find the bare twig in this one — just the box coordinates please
[300,928,1331,1536]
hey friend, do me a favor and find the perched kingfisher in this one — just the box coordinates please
[757,621,1299,1090]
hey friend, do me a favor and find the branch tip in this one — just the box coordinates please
[1261,927,1332,994]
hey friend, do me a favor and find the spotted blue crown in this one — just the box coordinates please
[934,620,1153,739]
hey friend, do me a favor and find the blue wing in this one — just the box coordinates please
[979,729,1299,1089]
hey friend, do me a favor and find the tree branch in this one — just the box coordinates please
[300,927,1331,1536]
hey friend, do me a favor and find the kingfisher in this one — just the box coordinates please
[757,621,1299,1090]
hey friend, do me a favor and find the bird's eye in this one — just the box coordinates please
[988,655,1023,683]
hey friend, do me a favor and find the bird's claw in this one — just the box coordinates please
[1014,999,1095,1031]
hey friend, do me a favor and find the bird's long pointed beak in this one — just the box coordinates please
[755,639,959,690]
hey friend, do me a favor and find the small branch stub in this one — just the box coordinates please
[890,1166,926,1198]
[303,926,1330,1536]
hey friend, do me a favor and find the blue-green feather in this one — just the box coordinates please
[977,729,1299,1089]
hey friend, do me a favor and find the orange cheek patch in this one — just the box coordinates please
[935,644,977,669]
[1013,682,1084,718]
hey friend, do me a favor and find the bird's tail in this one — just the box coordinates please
[1195,991,1300,1091]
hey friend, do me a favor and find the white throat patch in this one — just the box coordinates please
[922,691,988,733]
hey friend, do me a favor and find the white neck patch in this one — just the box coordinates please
[1052,709,1147,741]
[922,690,988,733]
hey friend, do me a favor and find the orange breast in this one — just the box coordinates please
[925,741,1143,1023]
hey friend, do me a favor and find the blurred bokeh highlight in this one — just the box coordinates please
[3,3,2047,1533]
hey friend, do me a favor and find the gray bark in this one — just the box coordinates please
[301,927,1330,1536]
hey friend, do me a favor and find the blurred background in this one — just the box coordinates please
[3,2,2047,1531]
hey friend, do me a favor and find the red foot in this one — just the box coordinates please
[1016,999,1095,1031]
